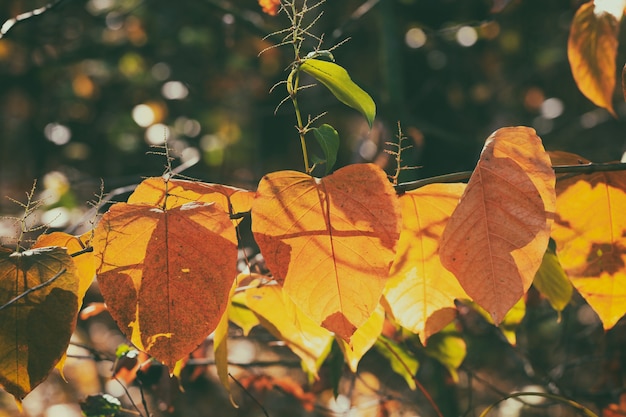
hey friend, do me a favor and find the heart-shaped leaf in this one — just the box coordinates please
[251,163,400,341]
[94,201,238,369]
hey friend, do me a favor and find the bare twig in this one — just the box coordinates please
[0,0,68,39]
[229,373,271,417]
[395,162,626,193]
[0,268,66,312]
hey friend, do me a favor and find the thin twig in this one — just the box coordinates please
[229,373,271,417]
[395,162,626,193]
[0,0,68,39]
[114,377,147,417]
[376,337,444,417]
[0,268,66,312]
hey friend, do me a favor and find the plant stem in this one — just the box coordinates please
[291,70,311,173]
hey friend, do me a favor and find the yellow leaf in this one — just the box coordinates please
[568,1,621,116]
[93,201,238,369]
[214,282,237,407]
[33,231,94,306]
[128,177,254,224]
[0,247,79,401]
[251,164,401,341]
[384,184,468,343]
[533,244,573,313]
[440,127,556,324]
[228,292,260,336]
[550,152,626,329]
[338,304,385,372]
[245,284,333,377]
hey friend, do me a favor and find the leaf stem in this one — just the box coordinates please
[291,69,311,174]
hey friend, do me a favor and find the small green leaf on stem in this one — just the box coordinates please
[312,124,340,174]
[300,59,376,128]
[374,335,419,390]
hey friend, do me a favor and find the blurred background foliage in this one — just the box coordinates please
[1,0,625,224]
[1,0,626,416]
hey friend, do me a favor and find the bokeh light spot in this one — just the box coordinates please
[540,97,564,119]
[161,81,189,100]
[145,124,170,145]
[132,104,155,127]
[457,26,478,47]
[44,123,72,145]
[405,27,427,49]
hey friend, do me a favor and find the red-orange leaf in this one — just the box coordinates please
[550,151,626,329]
[93,201,237,369]
[568,1,621,116]
[384,183,468,343]
[128,177,253,222]
[251,164,401,341]
[439,127,556,324]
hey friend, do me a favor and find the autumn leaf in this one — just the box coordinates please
[338,304,385,372]
[568,1,621,116]
[128,177,253,223]
[93,201,238,369]
[214,281,237,406]
[384,183,468,343]
[33,231,95,303]
[550,151,626,329]
[32,231,96,378]
[251,163,401,341]
[0,247,79,401]
[245,284,333,377]
[622,63,626,102]
[439,127,556,324]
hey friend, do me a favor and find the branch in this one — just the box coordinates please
[0,0,68,40]
[0,268,66,312]
[395,161,626,193]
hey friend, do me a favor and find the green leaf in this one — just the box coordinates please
[0,247,79,401]
[423,323,466,382]
[312,124,340,174]
[459,298,525,345]
[300,59,376,127]
[80,394,122,417]
[533,244,573,314]
[374,335,419,390]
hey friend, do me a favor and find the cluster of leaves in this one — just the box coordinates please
[1,0,626,415]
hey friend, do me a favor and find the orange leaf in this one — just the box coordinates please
[384,183,468,343]
[251,164,401,341]
[93,201,238,369]
[568,1,621,116]
[33,231,95,302]
[128,177,253,222]
[439,127,556,324]
[550,151,626,329]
